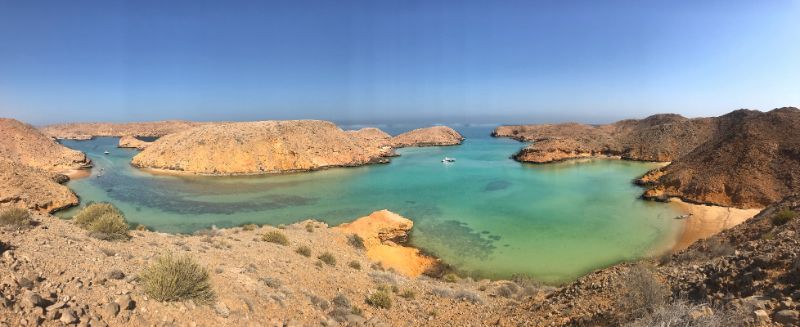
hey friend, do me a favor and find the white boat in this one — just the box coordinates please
[441,157,455,163]
[104,151,110,155]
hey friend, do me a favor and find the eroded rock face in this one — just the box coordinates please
[391,126,464,148]
[0,118,90,172]
[41,120,213,139]
[336,210,439,277]
[0,160,78,212]
[131,120,391,175]
[639,108,800,208]
[118,136,152,150]
[346,128,395,156]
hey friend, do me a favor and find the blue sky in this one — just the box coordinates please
[1,0,798,125]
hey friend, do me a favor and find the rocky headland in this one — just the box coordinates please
[41,121,214,140]
[117,137,152,150]
[130,120,393,175]
[0,118,90,212]
[495,107,800,209]
[391,126,464,148]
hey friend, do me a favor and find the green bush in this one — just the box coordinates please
[0,207,31,227]
[318,252,336,266]
[772,209,796,226]
[87,213,129,240]
[262,230,289,245]
[141,254,215,303]
[366,290,392,309]
[295,245,311,257]
[73,203,121,227]
[348,261,361,270]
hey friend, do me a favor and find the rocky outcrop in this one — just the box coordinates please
[639,108,800,208]
[131,120,392,175]
[494,114,716,164]
[0,118,90,173]
[391,126,464,148]
[117,136,152,150]
[336,210,439,277]
[0,160,78,212]
[41,120,213,140]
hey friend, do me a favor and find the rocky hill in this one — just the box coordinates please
[117,136,152,150]
[41,120,213,140]
[131,120,393,175]
[640,108,800,208]
[493,114,716,163]
[391,126,464,148]
[0,118,90,173]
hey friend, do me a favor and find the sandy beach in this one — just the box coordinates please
[669,198,762,251]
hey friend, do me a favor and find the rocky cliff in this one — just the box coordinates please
[117,136,152,150]
[0,118,90,172]
[0,160,79,212]
[639,108,800,208]
[0,118,87,212]
[391,126,464,148]
[41,120,213,140]
[131,120,391,175]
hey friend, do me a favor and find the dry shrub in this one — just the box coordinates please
[318,252,336,266]
[262,230,289,245]
[0,207,31,227]
[141,254,215,303]
[241,224,257,231]
[295,245,311,257]
[620,264,670,318]
[772,209,796,226]
[348,234,365,250]
[87,213,129,240]
[348,260,361,270]
[366,290,392,309]
[626,301,747,327]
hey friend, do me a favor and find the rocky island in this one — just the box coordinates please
[41,120,214,140]
[130,120,393,175]
[391,126,464,148]
[117,136,152,150]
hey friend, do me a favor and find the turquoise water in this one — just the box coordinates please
[57,127,681,283]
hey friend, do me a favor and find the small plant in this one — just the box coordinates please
[350,306,363,315]
[242,224,257,231]
[140,254,215,303]
[443,273,459,283]
[772,209,796,226]
[619,264,669,318]
[73,203,120,227]
[399,289,416,299]
[318,252,336,266]
[295,245,311,257]
[305,223,314,233]
[135,224,149,231]
[348,234,365,250]
[366,290,392,309]
[262,230,289,245]
[348,260,361,270]
[87,213,130,240]
[0,207,31,227]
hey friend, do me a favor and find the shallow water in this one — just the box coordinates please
[58,126,681,283]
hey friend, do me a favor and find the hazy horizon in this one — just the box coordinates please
[2,0,799,125]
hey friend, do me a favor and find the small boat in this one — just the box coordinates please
[674,213,693,219]
[104,151,110,155]
[441,157,455,163]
